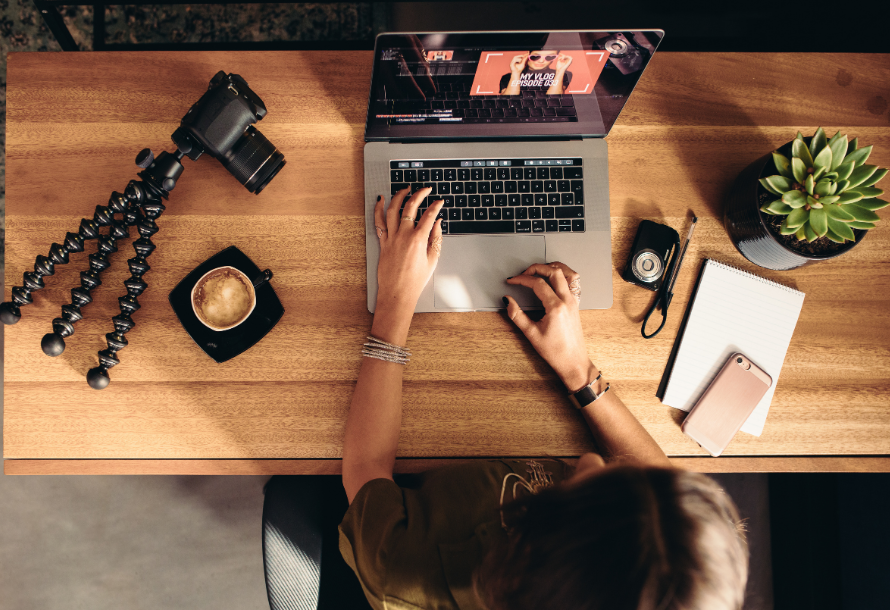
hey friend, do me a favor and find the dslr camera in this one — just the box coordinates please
[172,71,286,194]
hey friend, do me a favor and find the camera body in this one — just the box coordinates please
[622,220,679,292]
[172,71,285,194]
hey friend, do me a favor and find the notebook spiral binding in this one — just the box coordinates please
[707,260,804,295]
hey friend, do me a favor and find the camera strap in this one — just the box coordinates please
[641,234,681,339]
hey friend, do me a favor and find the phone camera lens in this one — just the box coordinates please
[737,357,743,363]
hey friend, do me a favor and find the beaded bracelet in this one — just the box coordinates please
[362,335,411,365]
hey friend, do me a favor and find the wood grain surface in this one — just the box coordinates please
[4,52,890,473]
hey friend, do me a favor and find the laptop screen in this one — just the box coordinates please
[365,30,663,141]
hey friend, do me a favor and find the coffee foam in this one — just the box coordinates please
[192,267,254,330]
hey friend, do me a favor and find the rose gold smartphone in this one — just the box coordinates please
[681,353,772,457]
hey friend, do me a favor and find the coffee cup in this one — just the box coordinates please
[191,266,272,331]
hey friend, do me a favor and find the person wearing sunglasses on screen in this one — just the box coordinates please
[500,49,573,95]
[339,188,748,610]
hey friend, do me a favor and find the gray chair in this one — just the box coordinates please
[262,476,372,610]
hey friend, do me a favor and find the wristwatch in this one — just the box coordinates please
[568,372,611,410]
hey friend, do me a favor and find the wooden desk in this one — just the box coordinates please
[4,51,890,475]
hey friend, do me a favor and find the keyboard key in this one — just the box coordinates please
[558,220,572,231]
[532,220,545,232]
[524,167,536,179]
[498,168,510,180]
[516,220,532,233]
[461,209,474,220]
[570,180,583,193]
[391,170,403,182]
[565,167,583,179]
[572,219,585,232]
[550,167,563,179]
[391,183,409,195]
[475,208,488,220]
[482,195,494,206]
[489,208,502,220]
[521,194,533,205]
[516,207,528,219]
[529,207,541,219]
[445,169,457,181]
[505,181,518,193]
[451,182,464,194]
[471,168,483,180]
[418,169,430,181]
[478,181,491,194]
[531,181,544,193]
[542,206,554,218]
[448,209,461,220]
[561,192,574,205]
[469,195,481,207]
[465,182,477,194]
[404,169,417,182]
[431,169,443,181]
[518,181,530,193]
[536,167,549,180]
[456,195,468,207]
[556,206,584,218]
[424,182,437,195]
[449,220,515,234]
[548,193,560,205]
[535,193,548,205]
[441,221,448,234]
[495,194,508,206]
[544,180,557,192]
[458,168,470,180]
[557,180,570,191]
[503,208,515,220]
[511,168,523,180]
[574,191,584,204]
[484,168,497,180]
[492,181,504,193]
[412,183,424,193]
[546,219,558,232]
[438,182,450,195]
[508,194,521,206]
[556,107,577,116]
[442,195,455,207]
[543,107,556,117]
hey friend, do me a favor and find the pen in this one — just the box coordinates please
[663,216,698,308]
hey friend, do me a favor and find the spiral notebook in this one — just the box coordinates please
[661,259,806,436]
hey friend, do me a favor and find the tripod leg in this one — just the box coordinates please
[41,192,139,356]
[0,213,106,326]
[87,182,165,390]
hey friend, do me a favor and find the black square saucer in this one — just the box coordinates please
[169,246,284,363]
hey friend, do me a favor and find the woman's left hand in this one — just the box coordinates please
[554,53,573,72]
[374,187,445,314]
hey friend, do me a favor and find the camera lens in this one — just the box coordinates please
[631,250,664,283]
[221,125,286,194]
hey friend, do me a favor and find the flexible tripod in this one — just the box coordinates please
[0,148,185,389]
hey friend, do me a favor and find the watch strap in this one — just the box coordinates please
[568,372,610,409]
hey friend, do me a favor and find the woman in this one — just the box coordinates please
[340,187,748,610]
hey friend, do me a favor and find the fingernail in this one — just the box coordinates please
[506,276,513,279]
[377,195,382,202]
[502,297,509,305]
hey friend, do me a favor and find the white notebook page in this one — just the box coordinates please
[662,259,805,436]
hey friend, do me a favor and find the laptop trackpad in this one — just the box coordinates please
[433,236,545,309]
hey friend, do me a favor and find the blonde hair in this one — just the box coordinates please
[475,467,748,610]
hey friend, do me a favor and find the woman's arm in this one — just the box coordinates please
[504,263,670,468]
[342,188,445,503]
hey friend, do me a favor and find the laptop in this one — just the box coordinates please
[363,30,664,312]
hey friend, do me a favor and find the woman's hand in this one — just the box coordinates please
[504,262,596,393]
[554,53,573,73]
[374,187,444,316]
[510,53,529,75]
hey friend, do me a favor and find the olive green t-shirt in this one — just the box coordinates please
[338,460,571,610]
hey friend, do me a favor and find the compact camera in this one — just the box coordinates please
[172,71,286,194]
[622,220,680,292]
[600,33,644,76]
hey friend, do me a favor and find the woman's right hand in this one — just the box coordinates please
[510,53,529,74]
[504,262,597,393]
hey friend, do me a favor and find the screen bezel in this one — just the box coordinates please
[364,30,664,142]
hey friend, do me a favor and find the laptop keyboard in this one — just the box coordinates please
[377,87,578,125]
[390,158,585,234]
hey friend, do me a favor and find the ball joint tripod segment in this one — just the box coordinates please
[85,149,183,390]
